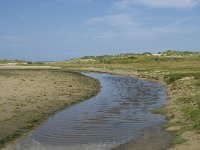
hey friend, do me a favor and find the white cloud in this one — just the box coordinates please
[113,0,200,9]
[86,13,138,29]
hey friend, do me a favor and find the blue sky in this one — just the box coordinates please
[0,0,200,61]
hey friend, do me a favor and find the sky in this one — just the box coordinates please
[0,0,200,61]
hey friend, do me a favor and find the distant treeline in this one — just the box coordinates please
[66,50,199,64]
[160,50,200,56]
[0,59,51,66]
[80,50,200,60]
[0,59,26,64]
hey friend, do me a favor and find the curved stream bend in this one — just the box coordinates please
[15,73,167,150]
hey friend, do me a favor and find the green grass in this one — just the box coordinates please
[164,72,200,84]
[171,132,187,145]
[181,95,200,130]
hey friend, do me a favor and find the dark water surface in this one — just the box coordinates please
[15,73,167,150]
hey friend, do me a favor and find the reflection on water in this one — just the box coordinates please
[15,73,167,150]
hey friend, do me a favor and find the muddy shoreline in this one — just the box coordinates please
[113,127,172,150]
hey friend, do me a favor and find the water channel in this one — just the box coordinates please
[14,73,168,150]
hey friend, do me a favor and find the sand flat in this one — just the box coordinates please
[0,69,99,147]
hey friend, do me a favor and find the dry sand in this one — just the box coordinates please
[0,69,100,147]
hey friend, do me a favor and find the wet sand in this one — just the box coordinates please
[113,127,172,150]
[0,69,100,147]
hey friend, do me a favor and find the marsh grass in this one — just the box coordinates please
[164,73,200,84]
[181,95,200,130]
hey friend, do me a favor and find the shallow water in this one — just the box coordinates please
[14,73,167,150]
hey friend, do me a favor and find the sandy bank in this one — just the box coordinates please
[0,69,100,147]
